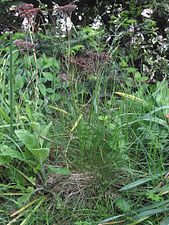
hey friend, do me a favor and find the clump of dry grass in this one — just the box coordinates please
[45,170,125,211]
[47,172,96,202]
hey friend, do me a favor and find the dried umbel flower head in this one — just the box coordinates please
[58,3,77,17]
[70,51,111,74]
[58,72,69,82]
[13,39,35,51]
[86,52,111,62]
[16,3,39,19]
[165,113,169,124]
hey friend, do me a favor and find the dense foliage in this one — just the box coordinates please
[0,0,169,224]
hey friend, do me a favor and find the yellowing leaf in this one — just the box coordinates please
[115,92,145,104]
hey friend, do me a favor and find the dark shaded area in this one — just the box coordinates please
[1,0,169,38]
[0,0,168,41]
[1,0,169,81]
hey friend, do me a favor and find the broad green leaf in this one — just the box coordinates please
[29,148,49,164]
[26,104,34,121]
[12,50,19,62]
[126,67,137,74]
[42,72,53,81]
[47,165,70,175]
[43,57,55,68]
[39,121,52,147]
[0,107,10,123]
[47,88,54,93]
[0,145,24,161]
[39,83,47,96]
[70,44,85,54]
[15,129,39,150]
[15,75,24,89]
[155,81,169,108]
[115,198,132,212]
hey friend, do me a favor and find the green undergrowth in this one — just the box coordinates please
[0,23,169,225]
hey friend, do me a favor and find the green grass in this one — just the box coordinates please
[0,28,169,225]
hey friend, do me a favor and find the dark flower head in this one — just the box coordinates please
[69,52,111,74]
[17,3,34,11]
[58,72,69,82]
[58,4,77,16]
[16,3,39,19]
[13,39,35,50]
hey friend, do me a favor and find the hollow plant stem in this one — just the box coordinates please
[9,33,14,137]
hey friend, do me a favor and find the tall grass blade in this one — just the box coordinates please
[20,197,45,225]
[98,215,126,225]
[120,173,164,191]
[142,115,169,128]
[133,207,169,220]
[127,216,150,225]
[71,114,83,132]
[160,217,169,225]
[10,198,40,217]
[136,199,169,213]
[120,177,152,191]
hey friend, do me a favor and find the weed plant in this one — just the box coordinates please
[0,3,169,225]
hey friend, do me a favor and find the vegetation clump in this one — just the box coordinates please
[0,0,169,224]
